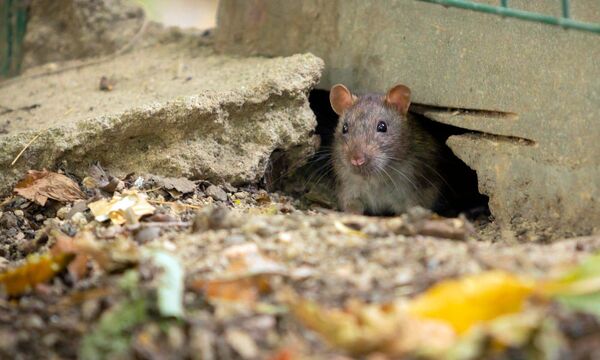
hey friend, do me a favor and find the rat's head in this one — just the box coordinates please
[330,83,412,177]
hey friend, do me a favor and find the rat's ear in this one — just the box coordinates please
[385,84,412,116]
[330,84,356,115]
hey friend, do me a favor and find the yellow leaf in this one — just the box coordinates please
[408,271,535,334]
[0,252,74,297]
[288,294,454,356]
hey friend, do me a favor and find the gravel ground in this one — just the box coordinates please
[1,170,599,359]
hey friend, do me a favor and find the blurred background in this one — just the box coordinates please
[140,0,218,30]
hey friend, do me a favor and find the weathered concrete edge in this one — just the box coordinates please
[0,53,325,195]
[448,133,600,237]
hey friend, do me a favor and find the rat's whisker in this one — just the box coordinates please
[386,163,420,193]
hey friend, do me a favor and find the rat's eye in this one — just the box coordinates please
[377,121,387,133]
[342,123,349,134]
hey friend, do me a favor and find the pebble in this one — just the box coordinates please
[0,256,9,271]
[205,185,228,202]
[233,191,248,199]
[71,212,88,227]
[223,183,237,193]
[224,234,246,245]
[0,212,18,228]
[225,328,258,359]
[67,200,88,219]
[13,210,24,218]
[56,206,70,220]
[134,226,161,243]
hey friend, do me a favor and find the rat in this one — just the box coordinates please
[329,83,444,215]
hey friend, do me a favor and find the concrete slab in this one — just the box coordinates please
[0,40,323,194]
[215,0,600,237]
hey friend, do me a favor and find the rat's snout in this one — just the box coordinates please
[350,154,366,167]
[348,146,370,169]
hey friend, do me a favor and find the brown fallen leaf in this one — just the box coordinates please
[191,275,272,304]
[50,229,139,276]
[190,243,283,304]
[13,169,85,206]
[50,229,90,281]
[287,293,455,357]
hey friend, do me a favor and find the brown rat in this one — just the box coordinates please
[330,83,444,215]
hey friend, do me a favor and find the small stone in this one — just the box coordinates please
[224,234,246,245]
[0,257,9,271]
[189,328,215,360]
[225,328,258,359]
[167,326,186,349]
[134,226,161,243]
[205,185,228,202]
[71,212,88,226]
[67,200,88,219]
[0,212,18,228]
[233,191,248,199]
[223,183,237,193]
[13,210,24,218]
[81,299,101,320]
[34,214,45,222]
[56,206,70,220]
[24,314,44,329]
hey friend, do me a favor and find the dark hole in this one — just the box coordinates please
[272,89,490,219]
[413,113,490,219]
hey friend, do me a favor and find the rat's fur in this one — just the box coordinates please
[332,92,442,215]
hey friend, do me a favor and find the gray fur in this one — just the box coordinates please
[333,94,442,215]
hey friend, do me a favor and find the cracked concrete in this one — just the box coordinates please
[0,38,323,194]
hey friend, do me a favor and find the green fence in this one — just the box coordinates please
[0,0,28,79]
[418,0,600,33]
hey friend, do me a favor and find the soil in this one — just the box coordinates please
[1,167,600,359]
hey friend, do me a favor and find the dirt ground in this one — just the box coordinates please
[1,165,600,359]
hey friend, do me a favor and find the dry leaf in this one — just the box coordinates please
[0,251,74,297]
[407,271,535,334]
[88,190,156,225]
[151,175,196,194]
[14,169,85,206]
[192,275,272,304]
[50,229,139,275]
[190,243,283,304]
[224,243,286,276]
[288,294,454,357]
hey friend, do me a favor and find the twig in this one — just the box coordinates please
[140,187,163,193]
[10,133,41,166]
[147,199,203,210]
[140,221,191,228]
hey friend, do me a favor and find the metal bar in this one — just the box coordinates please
[13,0,27,75]
[500,0,508,8]
[562,0,570,19]
[418,0,600,34]
[0,0,12,77]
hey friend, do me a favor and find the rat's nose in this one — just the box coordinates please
[350,154,366,167]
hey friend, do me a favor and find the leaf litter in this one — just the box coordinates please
[13,169,85,206]
[1,166,600,358]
